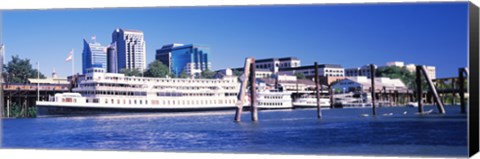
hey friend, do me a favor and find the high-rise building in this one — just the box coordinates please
[82,38,107,74]
[106,42,117,73]
[111,28,146,72]
[155,43,211,77]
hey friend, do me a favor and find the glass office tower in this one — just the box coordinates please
[82,39,107,74]
[156,43,211,77]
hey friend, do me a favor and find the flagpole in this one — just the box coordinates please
[72,49,74,76]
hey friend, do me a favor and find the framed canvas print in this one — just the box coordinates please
[0,0,479,158]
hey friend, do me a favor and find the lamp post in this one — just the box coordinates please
[37,62,40,101]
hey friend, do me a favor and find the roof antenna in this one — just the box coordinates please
[91,35,96,43]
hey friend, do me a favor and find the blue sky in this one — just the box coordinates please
[1,2,469,78]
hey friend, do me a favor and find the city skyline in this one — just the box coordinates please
[1,2,469,78]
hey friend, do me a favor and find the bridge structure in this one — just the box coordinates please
[2,83,70,118]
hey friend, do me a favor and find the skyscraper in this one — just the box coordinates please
[156,43,211,77]
[111,28,146,72]
[82,37,107,74]
[106,42,117,73]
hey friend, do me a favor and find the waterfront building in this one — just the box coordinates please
[318,76,346,86]
[386,61,405,67]
[424,66,436,79]
[257,75,320,93]
[404,64,416,72]
[111,28,147,72]
[28,69,69,86]
[155,43,211,77]
[405,63,436,79]
[278,64,345,79]
[344,64,377,78]
[254,57,301,74]
[229,68,273,79]
[331,76,408,93]
[28,78,69,85]
[82,38,107,74]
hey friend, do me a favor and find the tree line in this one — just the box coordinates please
[1,55,462,93]
[2,55,46,83]
[120,60,217,79]
[1,56,219,84]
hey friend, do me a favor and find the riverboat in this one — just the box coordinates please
[36,68,243,116]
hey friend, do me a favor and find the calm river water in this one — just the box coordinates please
[1,105,467,157]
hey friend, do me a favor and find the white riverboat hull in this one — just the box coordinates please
[252,90,293,110]
[36,101,240,116]
[292,98,331,108]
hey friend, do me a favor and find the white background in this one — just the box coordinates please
[0,0,479,159]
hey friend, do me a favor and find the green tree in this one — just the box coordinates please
[120,68,142,77]
[233,70,243,77]
[232,70,244,81]
[3,55,46,83]
[144,60,170,78]
[201,69,216,79]
[376,66,416,89]
[179,71,190,78]
[294,72,306,79]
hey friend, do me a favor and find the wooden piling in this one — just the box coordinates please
[275,74,279,90]
[295,79,299,99]
[0,83,3,118]
[250,59,258,122]
[23,97,27,117]
[394,90,398,106]
[451,78,456,105]
[7,97,10,118]
[416,66,424,113]
[459,68,466,113]
[234,58,253,122]
[329,86,334,109]
[314,62,322,119]
[370,64,376,116]
[0,45,3,118]
[420,65,445,114]
[388,90,392,106]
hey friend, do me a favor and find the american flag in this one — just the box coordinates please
[65,49,73,62]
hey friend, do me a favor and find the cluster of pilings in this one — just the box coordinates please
[234,61,468,121]
[369,65,468,116]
